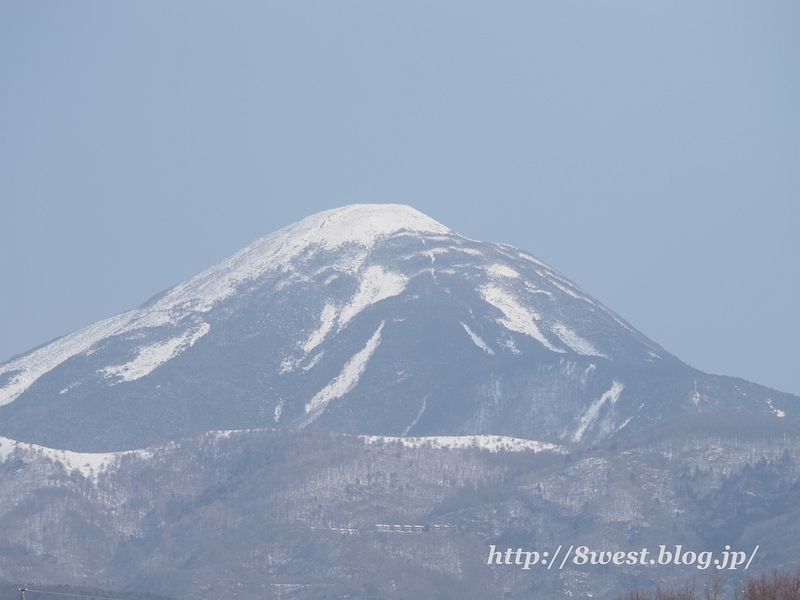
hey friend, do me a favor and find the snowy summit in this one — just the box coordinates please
[0,204,794,451]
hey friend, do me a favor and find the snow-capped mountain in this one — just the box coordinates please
[0,204,795,451]
[2,204,799,600]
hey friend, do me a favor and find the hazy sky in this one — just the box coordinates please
[2,1,798,396]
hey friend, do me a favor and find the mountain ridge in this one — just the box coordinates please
[0,204,795,452]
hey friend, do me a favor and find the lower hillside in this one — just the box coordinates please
[0,419,798,599]
[0,583,174,600]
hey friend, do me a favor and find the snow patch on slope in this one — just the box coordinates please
[549,279,589,302]
[461,323,495,355]
[302,322,385,425]
[162,204,449,315]
[524,282,554,297]
[362,434,566,454]
[0,309,178,407]
[402,398,427,436]
[101,322,210,383]
[0,436,151,482]
[518,252,547,267]
[479,285,564,353]
[551,323,607,358]
[572,381,625,442]
[283,266,405,373]
[543,273,648,346]
[765,398,786,418]
[486,264,520,279]
[0,204,445,405]
[338,266,407,327]
[302,304,337,354]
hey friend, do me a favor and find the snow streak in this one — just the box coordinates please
[461,323,495,355]
[362,434,566,454]
[338,266,407,327]
[303,322,385,425]
[479,285,564,353]
[551,323,607,358]
[573,380,625,442]
[0,205,440,404]
[101,322,210,383]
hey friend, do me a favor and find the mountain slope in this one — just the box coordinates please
[1,423,799,600]
[0,204,796,451]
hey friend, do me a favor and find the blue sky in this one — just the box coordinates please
[2,1,798,395]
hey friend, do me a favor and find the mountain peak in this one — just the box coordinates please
[284,204,453,251]
[4,204,794,452]
[158,204,452,313]
[0,204,453,410]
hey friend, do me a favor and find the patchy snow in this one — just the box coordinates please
[338,266,407,328]
[572,380,625,442]
[765,398,786,418]
[0,312,131,406]
[274,399,284,422]
[402,398,427,436]
[461,323,495,355]
[479,285,564,353]
[456,247,482,256]
[101,322,210,383]
[302,304,337,354]
[425,247,452,262]
[0,307,208,405]
[485,264,520,279]
[551,323,607,358]
[0,436,150,482]
[362,434,566,454]
[549,279,592,303]
[543,268,586,292]
[518,252,547,267]
[0,204,447,406]
[500,335,521,355]
[524,281,554,297]
[273,265,399,374]
[160,203,449,315]
[302,352,324,371]
[691,383,702,407]
[302,322,385,425]
[400,248,452,263]
[615,416,634,433]
[545,276,645,340]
